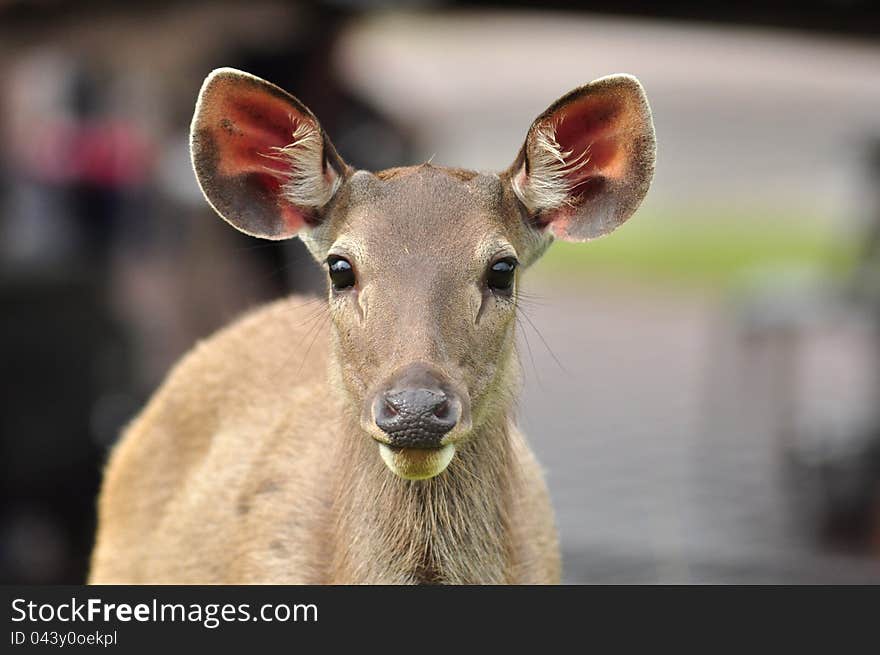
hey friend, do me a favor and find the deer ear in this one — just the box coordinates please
[190,68,348,240]
[508,74,655,241]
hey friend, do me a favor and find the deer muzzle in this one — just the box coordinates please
[365,362,470,479]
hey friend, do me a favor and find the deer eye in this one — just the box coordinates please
[327,255,356,291]
[486,257,517,293]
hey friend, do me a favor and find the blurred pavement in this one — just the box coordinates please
[518,279,880,583]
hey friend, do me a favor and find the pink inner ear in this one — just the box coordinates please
[216,90,302,176]
[210,86,316,233]
[551,94,629,199]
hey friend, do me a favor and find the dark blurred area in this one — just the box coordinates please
[1,0,879,583]
[0,0,414,583]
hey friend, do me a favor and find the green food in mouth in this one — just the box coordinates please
[378,443,456,480]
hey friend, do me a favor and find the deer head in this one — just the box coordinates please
[190,68,655,480]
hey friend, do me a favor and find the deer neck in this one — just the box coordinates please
[327,393,516,585]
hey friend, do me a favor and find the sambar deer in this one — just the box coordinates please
[89,68,655,584]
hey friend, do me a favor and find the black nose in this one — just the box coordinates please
[374,387,458,448]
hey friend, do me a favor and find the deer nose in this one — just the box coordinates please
[372,371,462,448]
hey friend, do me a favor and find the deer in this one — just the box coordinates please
[88,67,655,584]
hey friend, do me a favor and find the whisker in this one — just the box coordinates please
[515,290,550,307]
[264,302,328,385]
[515,314,542,389]
[297,310,330,376]
[289,301,330,328]
[517,305,570,377]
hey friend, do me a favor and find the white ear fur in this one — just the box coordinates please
[511,118,593,213]
[510,74,656,242]
[263,120,341,210]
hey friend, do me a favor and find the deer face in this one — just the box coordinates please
[190,68,655,480]
[315,167,537,479]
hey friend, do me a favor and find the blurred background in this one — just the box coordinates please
[2,0,880,583]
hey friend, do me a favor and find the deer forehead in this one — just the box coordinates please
[328,166,521,270]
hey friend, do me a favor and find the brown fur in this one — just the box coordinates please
[89,297,557,583]
[89,68,655,584]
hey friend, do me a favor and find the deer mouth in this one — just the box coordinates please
[378,443,456,480]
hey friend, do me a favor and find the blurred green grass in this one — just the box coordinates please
[530,209,860,288]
